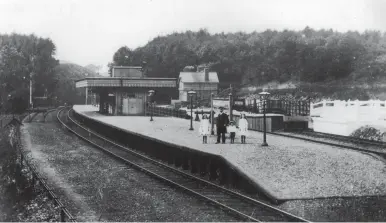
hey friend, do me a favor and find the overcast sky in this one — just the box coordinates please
[1,0,386,72]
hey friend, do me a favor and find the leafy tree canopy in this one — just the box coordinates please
[109,28,386,93]
[0,33,58,113]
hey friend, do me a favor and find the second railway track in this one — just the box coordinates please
[57,107,308,222]
[260,129,386,158]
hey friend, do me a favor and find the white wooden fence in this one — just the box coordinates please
[310,100,386,136]
[310,100,386,121]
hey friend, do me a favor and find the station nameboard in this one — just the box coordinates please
[213,98,230,109]
[234,99,244,106]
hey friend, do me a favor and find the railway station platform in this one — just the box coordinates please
[73,105,386,201]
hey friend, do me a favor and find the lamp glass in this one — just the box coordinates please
[258,91,270,97]
[188,90,196,96]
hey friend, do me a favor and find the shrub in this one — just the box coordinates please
[350,125,384,141]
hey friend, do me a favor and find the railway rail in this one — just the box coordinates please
[57,107,309,222]
[19,108,76,222]
[298,130,385,147]
[265,130,386,158]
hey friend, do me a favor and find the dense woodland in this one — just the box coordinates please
[0,34,98,113]
[109,27,386,100]
[0,34,59,112]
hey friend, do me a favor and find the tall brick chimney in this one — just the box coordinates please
[204,68,209,82]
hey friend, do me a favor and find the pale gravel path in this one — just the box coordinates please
[20,124,100,222]
[74,105,386,200]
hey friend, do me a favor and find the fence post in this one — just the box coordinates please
[60,208,66,222]
[20,153,23,168]
[298,101,301,116]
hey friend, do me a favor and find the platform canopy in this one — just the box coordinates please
[75,77,177,88]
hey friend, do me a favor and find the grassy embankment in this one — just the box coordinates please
[0,124,59,221]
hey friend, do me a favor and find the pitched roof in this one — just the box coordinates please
[179,72,219,83]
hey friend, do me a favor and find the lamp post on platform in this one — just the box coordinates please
[148,90,155,121]
[229,92,233,121]
[211,92,215,135]
[188,90,196,130]
[259,91,270,146]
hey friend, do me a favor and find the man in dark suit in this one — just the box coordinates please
[216,107,229,144]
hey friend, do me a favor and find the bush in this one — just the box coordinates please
[0,127,59,221]
[350,125,384,141]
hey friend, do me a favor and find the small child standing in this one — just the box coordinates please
[227,121,237,144]
[199,114,210,143]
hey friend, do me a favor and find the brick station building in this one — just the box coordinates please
[75,66,177,115]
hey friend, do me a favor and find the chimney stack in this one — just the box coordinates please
[204,68,209,82]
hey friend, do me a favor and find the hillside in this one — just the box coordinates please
[53,63,101,105]
[109,28,386,101]
[56,63,101,79]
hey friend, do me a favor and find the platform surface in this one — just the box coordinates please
[73,105,386,200]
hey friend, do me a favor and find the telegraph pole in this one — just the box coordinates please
[30,73,33,109]
[29,56,35,110]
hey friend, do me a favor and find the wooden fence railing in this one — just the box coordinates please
[146,106,284,132]
[145,106,189,118]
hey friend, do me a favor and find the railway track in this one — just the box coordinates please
[298,130,385,147]
[265,130,386,158]
[57,107,309,222]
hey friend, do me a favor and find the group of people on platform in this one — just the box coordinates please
[199,107,249,144]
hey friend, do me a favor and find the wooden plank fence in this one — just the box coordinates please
[146,106,284,132]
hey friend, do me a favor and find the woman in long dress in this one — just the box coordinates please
[199,114,210,143]
[238,113,249,144]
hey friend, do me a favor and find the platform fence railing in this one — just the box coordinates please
[145,105,285,132]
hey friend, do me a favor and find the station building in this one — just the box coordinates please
[75,66,177,115]
[178,68,219,101]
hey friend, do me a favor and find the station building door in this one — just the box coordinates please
[122,93,145,115]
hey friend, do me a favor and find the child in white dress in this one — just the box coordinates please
[199,114,210,143]
[238,113,249,144]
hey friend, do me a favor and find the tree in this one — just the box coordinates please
[0,34,58,113]
[107,27,386,94]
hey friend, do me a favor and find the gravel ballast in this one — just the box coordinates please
[19,112,238,221]
[74,105,386,200]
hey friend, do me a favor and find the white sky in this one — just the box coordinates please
[1,0,385,72]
